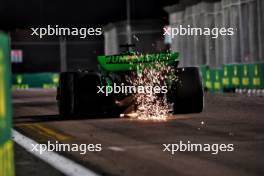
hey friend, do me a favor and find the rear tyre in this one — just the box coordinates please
[57,72,75,117]
[170,67,204,114]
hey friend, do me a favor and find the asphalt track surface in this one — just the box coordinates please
[13,89,264,176]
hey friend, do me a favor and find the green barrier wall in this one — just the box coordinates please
[204,69,213,92]
[199,65,208,88]
[200,63,264,92]
[230,64,243,89]
[10,65,264,91]
[251,63,264,89]
[0,32,15,176]
[12,73,59,89]
[241,64,251,89]
[222,65,233,90]
[212,68,223,92]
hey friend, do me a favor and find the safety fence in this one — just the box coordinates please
[0,32,15,176]
[200,63,264,93]
[166,0,264,68]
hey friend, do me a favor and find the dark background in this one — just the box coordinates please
[0,0,181,73]
[2,0,227,73]
[0,0,179,29]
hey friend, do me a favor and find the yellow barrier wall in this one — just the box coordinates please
[0,32,15,176]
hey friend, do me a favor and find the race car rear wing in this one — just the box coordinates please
[97,52,179,72]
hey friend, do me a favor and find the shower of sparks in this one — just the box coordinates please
[126,59,178,121]
[133,35,139,41]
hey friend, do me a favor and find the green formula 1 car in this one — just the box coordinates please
[57,46,204,116]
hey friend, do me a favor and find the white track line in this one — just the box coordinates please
[13,130,100,176]
[107,146,125,152]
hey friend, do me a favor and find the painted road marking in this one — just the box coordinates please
[16,123,71,141]
[107,145,159,152]
[31,124,71,141]
[107,146,125,152]
[13,130,100,176]
[12,98,55,104]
